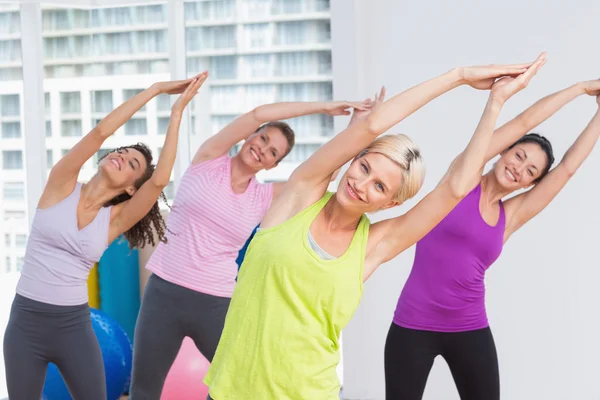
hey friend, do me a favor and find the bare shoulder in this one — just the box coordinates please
[364,217,405,261]
[37,179,78,210]
[260,182,327,230]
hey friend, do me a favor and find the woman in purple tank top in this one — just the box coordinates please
[385,77,600,399]
[3,73,207,400]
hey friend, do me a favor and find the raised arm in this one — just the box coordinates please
[193,100,369,164]
[484,77,600,163]
[503,95,600,240]
[368,54,546,272]
[109,75,207,242]
[271,95,377,200]
[287,63,532,191]
[40,75,203,208]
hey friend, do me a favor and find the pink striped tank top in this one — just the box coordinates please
[146,154,273,298]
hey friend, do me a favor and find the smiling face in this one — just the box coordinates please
[336,152,407,214]
[493,141,549,191]
[238,126,291,171]
[99,147,148,194]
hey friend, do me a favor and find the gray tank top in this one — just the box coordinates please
[16,183,113,306]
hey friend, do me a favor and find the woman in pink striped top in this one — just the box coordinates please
[129,99,369,398]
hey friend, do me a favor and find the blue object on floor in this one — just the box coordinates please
[42,308,132,400]
[98,235,140,342]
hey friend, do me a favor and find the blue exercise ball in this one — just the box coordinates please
[42,308,133,400]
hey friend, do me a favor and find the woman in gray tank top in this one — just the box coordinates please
[3,72,208,400]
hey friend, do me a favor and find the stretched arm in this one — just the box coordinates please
[504,101,600,240]
[270,95,377,200]
[110,76,207,241]
[288,62,532,190]
[368,54,546,271]
[484,79,600,163]
[47,87,159,188]
[40,75,203,208]
[193,100,368,164]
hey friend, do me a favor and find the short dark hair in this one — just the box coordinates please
[256,121,295,160]
[507,133,554,183]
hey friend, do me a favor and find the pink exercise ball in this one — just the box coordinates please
[161,337,210,400]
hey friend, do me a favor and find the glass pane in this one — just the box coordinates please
[1,122,20,138]
[2,182,24,201]
[2,150,23,170]
[184,0,334,183]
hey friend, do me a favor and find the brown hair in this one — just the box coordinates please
[256,121,295,160]
[98,143,168,249]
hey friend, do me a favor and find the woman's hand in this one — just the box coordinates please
[489,54,547,104]
[152,71,208,95]
[171,72,208,113]
[579,79,600,96]
[459,52,546,90]
[349,86,386,124]
[323,100,371,116]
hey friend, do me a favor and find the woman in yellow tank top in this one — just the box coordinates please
[204,53,546,400]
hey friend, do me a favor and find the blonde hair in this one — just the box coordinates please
[358,134,425,204]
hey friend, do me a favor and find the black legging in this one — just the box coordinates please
[384,323,499,400]
[129,274,231,399]
[3,294,106,400]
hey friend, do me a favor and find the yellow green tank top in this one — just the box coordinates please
[204,192,370,399]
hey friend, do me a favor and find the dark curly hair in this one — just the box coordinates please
[98,143,169,249]
[507,133,555,183]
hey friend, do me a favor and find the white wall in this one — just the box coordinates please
[331,0,600,399]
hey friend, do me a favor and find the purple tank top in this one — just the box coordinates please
[16,183,112,306]
[393,184,505,332]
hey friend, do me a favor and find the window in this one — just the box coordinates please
[125,118,147,136]
[186,26,236,51]
[4,211,25,221]
[242,55,272,78]
[91,90,113,114]
[185,0,235,21]
[5,257,11,273]
[2,151,23,170]
[47,150,53,169]
[60,92,81,114]
[15,234,26,248]
[123,89,145,111]
[45,121,52,137]
[16,257,24,272]
[156,94,171,112]
[4,234,10,247]
[276,21,306,45]
[157,117,170,135]
[45,92,50,115]
[210,56,237,80]
[1,122,20,138]
[3,182,25,201]
[61,120,82,137]
[0,94,19,117]
[243,23,270,49]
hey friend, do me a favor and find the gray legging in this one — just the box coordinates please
[3,294,106,400]
[129,274,231,399]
